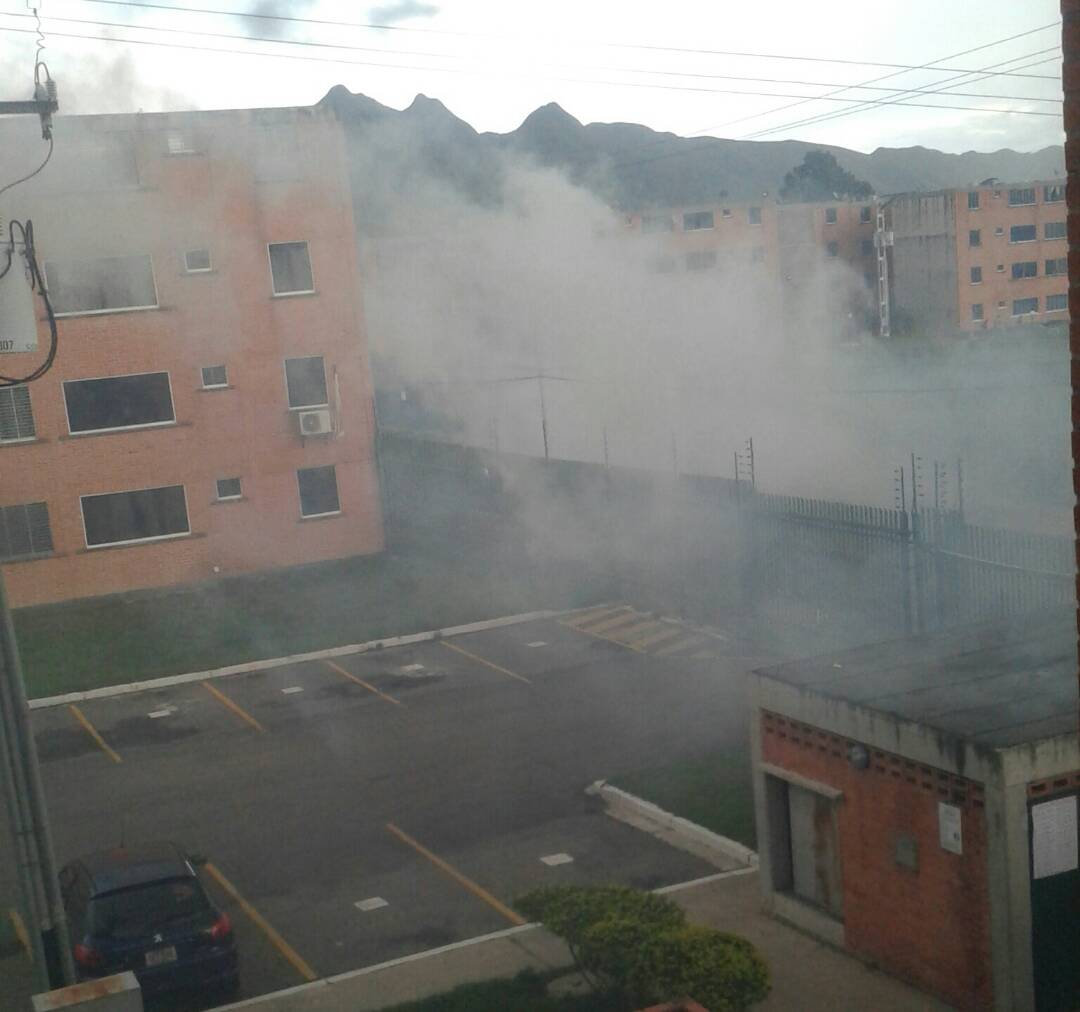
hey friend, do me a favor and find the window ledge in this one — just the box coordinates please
[213,496,246,505]
[52,304,164,320]
[77,532,204,555]
[271,290,319,300]
[199,385,233,392]
[298,511,342,523]
[0,436,45,448]
[0,552,61,566]
[182,269,217,277]
[60,421,191,441]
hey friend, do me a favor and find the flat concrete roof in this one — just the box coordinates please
[755,610,1078,749]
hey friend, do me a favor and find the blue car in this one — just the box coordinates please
[59,842,238,999]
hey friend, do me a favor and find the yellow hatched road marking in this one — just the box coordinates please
[608,619,664,643]
[386,823,526,926]
[8,909,30,958]
[441,641,531,684]
[324,660,404,706]
[632,625,686,650]
[655,635,707,656]
[562,620,646,653]
[68,705,121,763]
[202,682,266,733]
[204,863,317,982]
[580,611,646,635]
[562,604,625,628]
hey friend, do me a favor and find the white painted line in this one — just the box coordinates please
[654,866,758,893]
[281,686,304,695]
[527,641,547,648]
[400,664,425,673]
[354,897,388,912]
[147,709,172,719]
[540,853,573,866]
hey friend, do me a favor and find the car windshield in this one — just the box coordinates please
[90,877,210,940]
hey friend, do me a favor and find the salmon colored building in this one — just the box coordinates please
[0,107,383,606]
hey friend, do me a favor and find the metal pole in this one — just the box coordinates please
[537,374,549,461]
[748,437,756,490]
[0,571,75,985]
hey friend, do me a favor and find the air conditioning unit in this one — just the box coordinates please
[297,409,333,437]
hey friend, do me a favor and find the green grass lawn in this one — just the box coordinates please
[612,745,757,850]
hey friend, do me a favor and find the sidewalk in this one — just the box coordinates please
[218,869,953,1012]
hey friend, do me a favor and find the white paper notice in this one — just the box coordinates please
[938,802,963,855]
[1032,795,1079,880]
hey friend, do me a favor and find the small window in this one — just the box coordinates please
[1008,187,1036,206]
[184,249,212,273]
[0,502,53,560]
[967,191,980,210]
[685,250,717,271]
[297,465,340,518]
[970,266,982,284]
[826,241,839,258]
[1044,184,1065,203]
[1012,297,1039,316]
[45,255,158,316]
[969,229,981,248]
[216,477,242,501]
[284,356,328,409]
[166,131,194,155]
[640,214,673,234]
[971,303,984,321]
[861,239,874,256]
[751,246,766,263]
[824,207,838,224]
[201,365,228,389]
[1010,225,1036,243]
[0,386,35,442]
[81,485,189,549]
[859,205,872,223]
[721,208,732,218]
[682,211,714,231]
[64,372,174,435]
[1011,261,1037,280]
[995,226,1005,237]
[268,241,314,295]
[1045,221,1066,240]
[996,264,1005,273]
[748,206,762,225]
[1046,293,1068,311]
[997,300,1006,309]
[1045,258,1068,277]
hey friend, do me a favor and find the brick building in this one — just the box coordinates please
[887,180,1069,335]
[0,107,383,606]
[750,612,1079,1012]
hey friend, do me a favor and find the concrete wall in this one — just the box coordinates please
[887,192,958,336]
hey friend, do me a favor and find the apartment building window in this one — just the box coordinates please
[1013,297,1039,316]
[861,239,874,256]
[826,241,839,258]
[1008,187,1036,206]
[640,214,673,234]
[1047,293,1068,312]
[996,264,1005,273]
[0,502,53,561]
[268,241,314,295]
[967,191,980,210]
[1044,184,1065,203]
[995,226,1005,237]
[825,207,838,224]
[685,250,717,271]
[184,249,212,273]
[1010,225,1037,243]
[969,229,981,247]
[748,206,762,225]
[721,208,732,218]
[997,301,1007,309]
[0,386,35,442]
[166,131,195,155]
[682,211,714,231]
[859,205,872,223]
[970,266,982,284]
[81,485,189,549]
[284,356,328,408]
[64,372,174,435]
[201,365,228,389]
[297,465,340,518]
[1045,258,1068,277]
[45,255,158,316]
[1045,221,1066,240]
[216,477,242,501]
[971,303,984,321]
[1011,261,1037,280]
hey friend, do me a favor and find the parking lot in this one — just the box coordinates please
[4,606,765,1007]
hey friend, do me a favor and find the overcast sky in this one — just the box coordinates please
[0,0,1065,152]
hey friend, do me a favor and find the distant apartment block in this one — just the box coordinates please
[0,107,383,606]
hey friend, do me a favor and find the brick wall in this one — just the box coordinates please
[760,711,992,1011]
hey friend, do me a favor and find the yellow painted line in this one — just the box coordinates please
[441,641,532,684]
[68,705,121,764]
[203,862,316,982]
[562,604,625,628]
[561,619,646,653]
[580,610,647,635]
[608,619,665,643]
[631,625,686,650]
[202,682,266,733]
[386,823,526,926]
[324,660,404,707]
[8,909,30,959]
[655,635,707,657]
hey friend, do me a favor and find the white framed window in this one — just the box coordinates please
[967,192,980,210]
[970,266,982,284]
[1046,293,1068,312]
[1045,258,1067,277]
[284,356,328,409]
[80,484,190,549]
[1009,225,1036,243]
[216,477,242,501]
[268,241,314,296]
[166,131,195,155]
[297,465,340,518]
[45,255,158,317]
[0,502,53,561]
[971,303,984,321]
[995,226,1005,237]
[1044,184,1065,203]
[1012,297,1039,316]
[1008,187,1036,206]
[0,386,36,443]
[201,365,228,389]
[859,205,872,223]
[64,372,175,436]
[1011,261,1037,280]
[721,208,732,219]
[682,211,714,231]
[184,249,212,273]
[1045,221,1066,240]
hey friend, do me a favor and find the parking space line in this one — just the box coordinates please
[562,604,624,628]
[577,610,644,635]
[68,705,122,763]
[324,660,404,706]
[385,823,526,926]
[201,682,266,733]
[440,641,531,684]
[631,625,685,650]
[8,909,30,959]
[561,619,646,653]
[203,863,317,982]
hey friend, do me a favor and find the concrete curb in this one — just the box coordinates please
[587,780,759,870]
[28,610,557,710]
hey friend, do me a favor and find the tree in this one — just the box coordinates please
[780,150,874,203]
